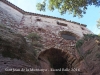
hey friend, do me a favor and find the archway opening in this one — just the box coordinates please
[38,48,75,75]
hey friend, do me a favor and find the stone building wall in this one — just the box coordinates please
[0,1,23,31]
[1,1,99,75]
[0,0,93,54]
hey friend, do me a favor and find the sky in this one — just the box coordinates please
[7,0,100,34]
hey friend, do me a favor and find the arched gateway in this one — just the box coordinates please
[38,48,79,75]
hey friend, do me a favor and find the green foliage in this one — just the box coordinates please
[27,32,43,56]
[27,32,43,49]
[75,34,100,62]
[27,32,41,41]
[36,2,46,11]
[97,19,100,29]
[76,40,84,48]
[83,34,98,40]
[98,33,100,36]
[76,34,98,48]
[76,40,84,61]
[36,0,100,17]
[0,24,14,33]
[84,34,98,38]
[96,19,100,35]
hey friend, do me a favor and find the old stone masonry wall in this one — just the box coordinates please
[0,1,23,32]
[0,0,93,54]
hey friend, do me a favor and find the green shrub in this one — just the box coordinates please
[83,34,98,41]
[76,34,98,48]
[76,40,84,48]
[27,32,41,41]
[0,24,14,33]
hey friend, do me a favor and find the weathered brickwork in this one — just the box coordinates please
[0,0,93,57]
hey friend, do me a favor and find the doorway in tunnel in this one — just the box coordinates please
[38,48,77,75]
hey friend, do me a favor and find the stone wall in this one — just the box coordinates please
[0,1,96,75]
[0,0,93,55]
[0,0,92,36]
[0,1,23,31]
[21,14,92,37]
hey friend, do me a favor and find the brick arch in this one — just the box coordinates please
[38,48,79,75]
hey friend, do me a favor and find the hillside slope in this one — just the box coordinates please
[76,34,100,75]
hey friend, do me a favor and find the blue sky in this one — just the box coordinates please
[8,0,100,34]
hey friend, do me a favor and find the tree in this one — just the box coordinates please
[97,19,100,29]
[36,0,100,17]
[97,19,100,35]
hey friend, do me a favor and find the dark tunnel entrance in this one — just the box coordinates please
[38,48,77,75]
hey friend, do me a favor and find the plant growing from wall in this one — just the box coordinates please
[27,32,43,47]
[27,32,41,42]
[76,34,99,49]
[27,32,43,53]
[83,34,98,41]
[0,24,15,33]
[76,39,84,49]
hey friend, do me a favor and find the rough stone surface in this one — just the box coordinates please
[75,36,100,75]
[0,0,99,75]
[0,0,93,55]
[0,24,39,75]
